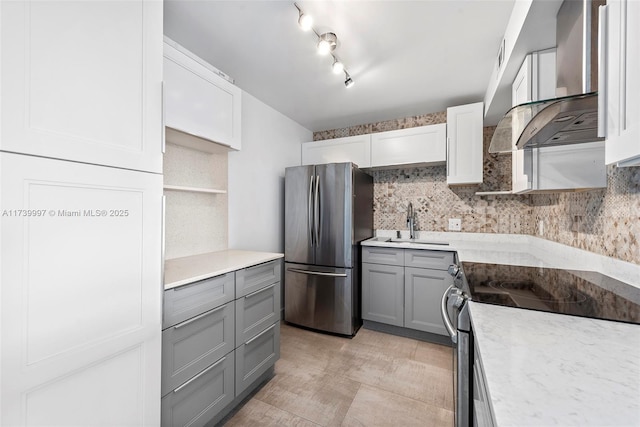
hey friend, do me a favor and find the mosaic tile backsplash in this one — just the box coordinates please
[314,112,640,266]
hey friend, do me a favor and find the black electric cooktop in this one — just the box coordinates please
[460,262,640,325]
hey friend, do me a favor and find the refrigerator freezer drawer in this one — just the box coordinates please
[284,263,356,336]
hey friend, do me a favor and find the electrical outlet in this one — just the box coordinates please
[538,220,544,236]
[448,218,461,231]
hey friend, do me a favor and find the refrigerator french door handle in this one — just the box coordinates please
[287,267,348,278]
[308,175,314,246]
[314,174,320,247]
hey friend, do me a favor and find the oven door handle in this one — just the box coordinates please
[441,285,458,344]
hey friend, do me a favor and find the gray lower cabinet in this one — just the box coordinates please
[161,354,234,427]
[404,267,452,334]
[362,247,453,335]
[162,258,282,426]
[362,263,404,326]
[235,321,281,395]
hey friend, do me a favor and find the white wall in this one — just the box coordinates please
[228,92,311,252]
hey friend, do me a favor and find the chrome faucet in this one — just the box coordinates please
[407,202,416,239]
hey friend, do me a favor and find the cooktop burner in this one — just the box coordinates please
[460,262,640,325]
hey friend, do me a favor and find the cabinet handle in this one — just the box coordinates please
[245,324,276,346]
[161,195,166,290]
[244,283,276,299]
[173,304,226,329]
[161,81,166,154]
[173,357,226,394]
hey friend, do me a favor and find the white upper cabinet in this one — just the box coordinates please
[301,135,371,168]
[164,38,242,151]
[446,102,484,185]
[603,0,640,166]
[0,0,163,173]
[370,124,446,168]
[511,49,556,193]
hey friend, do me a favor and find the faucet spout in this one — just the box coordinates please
[407,202,416,239]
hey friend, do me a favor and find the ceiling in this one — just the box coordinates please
[164,1,516,132]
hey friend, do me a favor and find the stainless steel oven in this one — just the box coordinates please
[441,264,471,427]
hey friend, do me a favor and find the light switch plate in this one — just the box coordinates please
[448,218,461,231]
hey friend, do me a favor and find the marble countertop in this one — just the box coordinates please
[365,231,640,425]
[164,250,283,290]
[470,302,640,426]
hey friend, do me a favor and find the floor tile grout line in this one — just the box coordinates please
[253,396,325,426]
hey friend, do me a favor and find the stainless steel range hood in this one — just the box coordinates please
[489,0,605,154]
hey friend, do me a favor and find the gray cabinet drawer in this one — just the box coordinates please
[161,302,235,396]
[362,246,404,266]
[235,321,280,396]
[236,282,280,345]
[163,273,235,329]
[161,354,234,427]
[404,249,454,270]
[236,260,281,298]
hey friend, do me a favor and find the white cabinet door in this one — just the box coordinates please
[604,0,640,166]
[0,152,162,426]
[301,135,371,167]
[164,39,242,151]
[446,102,484,185]
[0,0,163,173]
[370,124,446,167]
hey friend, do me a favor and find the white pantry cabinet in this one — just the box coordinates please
[370,124,446,168]
[603,0,640,166]
[446,102,484,185]
[164,38,242,151]
[301,135,371,168]
[0,152,163,426]
[0,0,163,173]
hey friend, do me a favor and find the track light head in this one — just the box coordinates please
[317,32,337,55]
[331,56,344,74]
[344,71,354,88]
[294,3,313,31]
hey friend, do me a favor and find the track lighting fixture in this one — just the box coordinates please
[293,2,354,88]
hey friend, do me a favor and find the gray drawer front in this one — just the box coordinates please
[236,259,281,298]
[163,273,235,329]
[161,302,235,397]
[362,247,404,266]
[404,250,454,270]
[235,321,280,396]
[235,282,281,345]
[161,354,234,427]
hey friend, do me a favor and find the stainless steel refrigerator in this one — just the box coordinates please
[284,162,373,336]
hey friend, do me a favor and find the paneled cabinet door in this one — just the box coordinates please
[164,39,242,150]
[404,267,452,335]
[446,102,484,185]
[0,152,163,426]
[370,124,446,168]
[0,1,163,173]
[362,263,404,327]
[301,135,372,168]
[604,0,640,166]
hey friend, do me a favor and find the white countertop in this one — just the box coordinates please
[364,231,640,426]
[470,302,640,426]
[164,250,283,290]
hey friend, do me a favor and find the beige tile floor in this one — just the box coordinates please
[223,322,455,427]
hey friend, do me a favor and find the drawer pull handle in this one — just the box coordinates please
[287,268,347,278]
[244,283,276,299]
[174,304,226,329]
[173,357,226,394]
[245,324,276,346]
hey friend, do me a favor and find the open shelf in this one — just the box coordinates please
[163,185,227,194]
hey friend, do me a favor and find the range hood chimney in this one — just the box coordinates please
[489,0,605,154]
